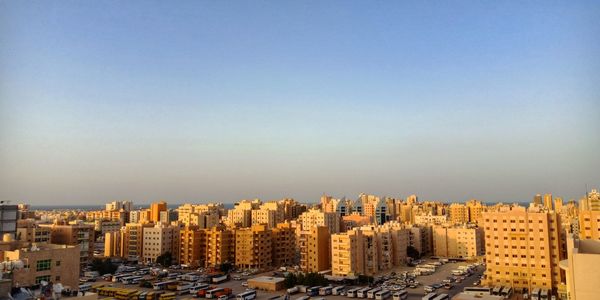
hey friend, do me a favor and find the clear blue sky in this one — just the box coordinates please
[1,1,599,205]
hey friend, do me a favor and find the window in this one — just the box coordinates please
[56,261,61,266]
[55,276,61,281]
[36,275,51,284]
[36,259,52,271]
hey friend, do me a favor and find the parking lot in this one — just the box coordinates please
[89,260,484,300]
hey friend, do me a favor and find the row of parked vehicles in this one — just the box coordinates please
[296,286,409,300]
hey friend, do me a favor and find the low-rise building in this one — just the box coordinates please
[4,242,80,289]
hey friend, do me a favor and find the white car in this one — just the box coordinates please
[242,282,248,287]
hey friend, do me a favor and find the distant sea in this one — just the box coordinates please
[30,203,237,211]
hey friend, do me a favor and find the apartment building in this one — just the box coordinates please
[331,222,409,277]
[299,226,330,273]
[39,222,95,265]
[204,226,235,269]
[433,225,484,259]
[414,214,448,226]
[150,201,168,223]
[142,223,179,263]
[104,230,121,257]
[271,222,295,267]
[408,225,432,256]
[227,200,260,228]
[298,208,341,234]
[449,203,469,224]
[179,225,203,267]
[120,222,154,262]
[482,205,566,293]
[0,204,18,237]
[466,199,486,225]
[4,243,80,288]
[178,204,222,228]
[93,219,122,235]
[279,198,307,221]
[16,220,51,243]
[251,209,277,228]
[560,234,600,300]
[578,210,600,240]
[235,224,272,269]
[129,209,151,224]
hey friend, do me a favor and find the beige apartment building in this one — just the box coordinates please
[3,242,80,289]
[178,204,221,228]
[39,222,95,265]
[299,208,341,234]
[251,209,277,228]
[578,210,600,240]
[16,220,51,243]
[449,203,470,224]
[104,230,121,257]
[408,225,432,256]
[120,222,154,261]
[179,225,203,267]
[466,199,486,225]
[433,225,484,258]
[142,223,179,263]
[150,201,168,223]
[299,226,330,273]
[331,222,409,277]
[560,234,600,300]
[482,205,566,293]
[279,198,307,221]
[204,226,235,268]
[235,224,273,269]
[272,222,295,267]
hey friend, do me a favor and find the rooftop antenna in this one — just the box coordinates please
[586,183,589,199]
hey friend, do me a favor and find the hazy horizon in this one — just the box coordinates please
[1,2,599,205]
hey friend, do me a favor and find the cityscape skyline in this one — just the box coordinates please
[7,189,597,207]
[2,2,599,205]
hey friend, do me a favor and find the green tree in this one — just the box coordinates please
[90,258,118,275]
[284,273,297,288]
[220,262,233,273]
[407,246,420,260]
[156,252,173,267]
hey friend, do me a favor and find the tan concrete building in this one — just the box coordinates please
[271,222,295,267]
[178,204,222,228]
[16,220,51,243]
[449,203,469,225]
[235,224,272,269]
[560,234,600,300]
[251,209,277,229]
[342,213,373,231]
[331,222,409,277]
[179,225,203,267]
[4,243,80,289]
[482,205,566,293]
[142,223,179,263]
[39,223,95,265]
[104,230,121,257]
[227,200,259,228]
[433,225,484,258]
[204,226,235,268]
[279,198,307,221]
[120,222,154,261]
[299,226,330,273]
[150,201,167,223]
[578,210,600,240]
[408,225,432,256]
[298,208,340,234]
[466,199,486,225]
